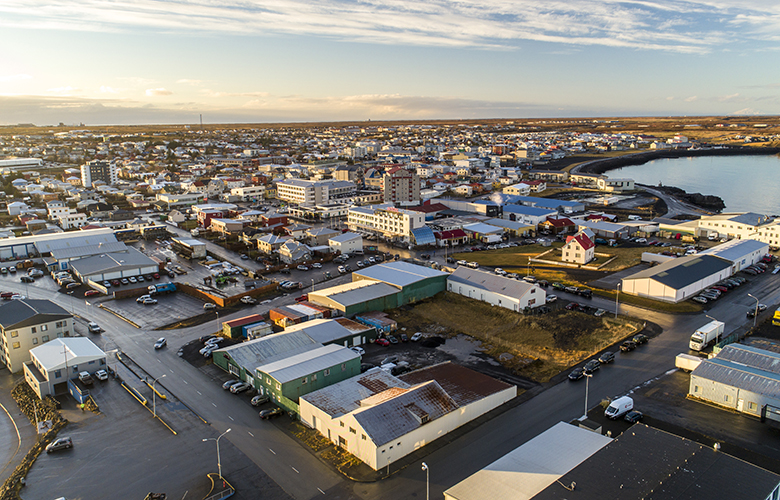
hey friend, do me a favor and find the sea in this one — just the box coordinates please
[608,154,780,215]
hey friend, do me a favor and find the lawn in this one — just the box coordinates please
[388,292,641,383]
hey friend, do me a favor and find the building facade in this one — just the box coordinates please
[80,160,118,188]
[347,204,425,241]
[0,299,73,373]
[382,168,421,205]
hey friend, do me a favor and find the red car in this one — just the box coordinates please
[84,290,101,297]
[375,338,390,346]
[153,273,160,279]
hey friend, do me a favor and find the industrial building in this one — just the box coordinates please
[447,267,546,312]
[212,330,319,382]
[689,344,780,420]
[269,304,325,328]
[68,247,159,283]
[300,362,516,471]
[308,281,402,317]
[698,238,768,272]
[502,205,557,225]
[620,254,733,303]
[171,237,207,259]
[24,337,106,398]
[284,318,376,347]
[352,261,448,305]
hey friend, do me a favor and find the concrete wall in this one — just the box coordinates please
[447,282,544,311]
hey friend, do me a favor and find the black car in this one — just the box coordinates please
[620,340,637,352]
[387,335,399,345]
[598,351,616,364]
[568,367,585,381]
[446,257,455,264]
[583,359,600,374]
[632,334,649,345]
[20,276,34,283]
[624,410,644,423]
[280,268,292,275]
[578,289,592,299]
[259,408,284,420]
[400,333,409,342]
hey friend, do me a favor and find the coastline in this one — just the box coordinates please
[572,146,780,176]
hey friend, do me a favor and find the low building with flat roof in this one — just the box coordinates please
[448,267,545,312]
[621,254,733,303]
[24,337,106,398]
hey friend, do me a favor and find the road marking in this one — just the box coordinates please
[248,431,254,437]
[197,391,202,395]
[211,402,217,408]
[169,369,174,373]
[183,380,188,384]
[157,359,162,363]
[318,488,325,495]
[269,448,276,455]
[291,466,299,474]
[228,416,234,421]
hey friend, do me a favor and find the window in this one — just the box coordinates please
[340,421,345,427]
[275,382,281,390]
[10,331,18,338]
[724,395,730,402]
[362,434,367,440]
[54,370,61,378]
[301,377,308,385]
[40,325,48,332]
[32,338,38,345]
[748,402,757,411]
[324,369,330,376]
[12,342,20,349]
[349,427,356,434]
[341,363,346,371]
[31,327,36,333]
[42,335,49,342]
[311,373,317,382]
[694,386,700,393]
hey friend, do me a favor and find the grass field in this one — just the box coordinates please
[389,292,641,382]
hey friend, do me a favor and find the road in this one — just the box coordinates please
[6,250,780,499]
[640,185,712,218]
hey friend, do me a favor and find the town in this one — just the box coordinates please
[1,117,780,500]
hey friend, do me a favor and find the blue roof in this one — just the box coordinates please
[411,226,436,245]
[503,205,557,216]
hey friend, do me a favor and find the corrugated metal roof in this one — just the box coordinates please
[448,267,539,300]
[398,361,514,406]
[485,218,535,231]
[463,222,503,234]
[354,380,459,446]
[257,344,359,384]
[309,281,400,308]
[301,368,409,418]
[69,248,157,276]
[354,261,447,288]
[285,318,354,343]
[502,205,557,216]
[334,317,373,334]
[412,226,436,245]
[215,330,319,370]
[50,241,128,260]
[699,239,768,261]
[31,337,105,371]
[622,254,732,290]
[692,345,780,398]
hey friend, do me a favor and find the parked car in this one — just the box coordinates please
[230,382,251,393]
[94,369,109,381]
[598,351,616,364]
[593,308,606,317]
[624,410,644,423]
[128,277,137,284]
[87,322,101,334]
[633,334,649,345]
[143,298,158,305]
[103,281,112,288]
[84,290,100,297]
[400,333,409,342]
[20,276,34,283]
[375,338,390,346]
[312,263,322,269]
[222,380,242,390]
[259,408,284,419]
[251,395,270,406]
[583,359,601,374]
[66,282,80,289]
[8,266,16,274]
[620,340,637,352]
[387,335,399,344]
[568,367,585,381]
[411,332,422,342]
[350,346,365,356]
[204,303,217,310]
[137,294,152,303]
[78,371,94,385]
[297,265,309,271]
[691,296,708,304]
[154,337,167,349]
[120,278,129,285]
[546,294,558,303]
[0,267,6,274]
[45,436,73,453]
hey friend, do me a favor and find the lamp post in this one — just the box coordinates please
[421,462,429,500]
[203,428,231,480]
[215,311,220,335]
[748,293,760,329]
[614,282,621,319]
[152,374,166,418]
[582,373,593,420]
[311,278,315,292]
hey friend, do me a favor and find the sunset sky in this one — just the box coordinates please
[1,0,780,125]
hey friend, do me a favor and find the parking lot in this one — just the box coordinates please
[102,292,210,329]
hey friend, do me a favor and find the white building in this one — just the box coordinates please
[58,210,88,230]
[503,183,532,196]
[328,232,363,255]
[448,267,545,311]
[24,337,106,398]
[597,177,634,192]
[698,238,768,272]
[0,299,73,373]
[230,185,266,202]
[621,254,733,303]
[300,362,516,470]
[276,179,356,206]
[562,231,595,265]
[80,160,118,188]
[347,204,425,241]
[697,212,780,246]
[7,201,29,216]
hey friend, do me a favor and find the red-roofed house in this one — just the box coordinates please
[563,231,595,264]
[541,216,575,235]
[524,180,547,193]
[434,229,469,247]
[406,201,449,221]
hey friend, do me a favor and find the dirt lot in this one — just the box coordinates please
[386,293,641,383]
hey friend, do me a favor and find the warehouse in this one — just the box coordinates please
[689,344,780,420]
[171,237,207,259]
[300,362,516,471]
[698,238,768,273]
[484,218,534,237]
[448,267,545,312]
[307,281,401,317]
[269,304,324,328]
[222,314,266,338]
[212,330,319,382]
[620,254,733,303]
[284,318,376,347]
[352,261,448,305]
[68,248,159,283]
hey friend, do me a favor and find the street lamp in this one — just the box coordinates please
[215,311,220,335]
[311,278,315,292]
[421,462,429,500]
[152,374,166,418]
[203,428,231,480]
[614,282,621,319]
[748,293,760,329]
[582,373,593,420]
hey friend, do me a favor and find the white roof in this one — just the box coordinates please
[256,344,359,384]
[30,337,105,371]
[444,422,611,500]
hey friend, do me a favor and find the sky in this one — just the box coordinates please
[1,0,780,125]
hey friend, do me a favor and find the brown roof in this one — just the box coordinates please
[398,361,513,406]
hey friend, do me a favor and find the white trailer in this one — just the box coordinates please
[675,353,702,372]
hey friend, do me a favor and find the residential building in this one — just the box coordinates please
[382,167,421,205]
[257,234,291,254]
[24,337,106,398]
[447,267,545,311]
[58,210,88,230]
[300,362,516,471]
[276,179,356,206]
[503,183,531,196]
[230,185,266,202]
[80,160,118,188]
[347,204,426,241]
[0,299,73,373]
[279,239,312,264]
[328,232,363,255]
[562,231,595,264]
[597,177,634,192]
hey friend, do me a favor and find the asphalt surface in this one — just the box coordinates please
[3,243,780,499]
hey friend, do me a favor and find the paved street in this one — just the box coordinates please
[3,247,780,499]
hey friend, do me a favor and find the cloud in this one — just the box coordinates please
[684,95,699,102]
[99,86,120,94]
[47,86,81,94]
[177,79,203,85]
[0,74,32,83]
[145,88,172,96]
[200,89,270,98]
[2,0,777,53]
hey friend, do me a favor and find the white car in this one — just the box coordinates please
[94,369,109,381]
[350,346,365,356]
[136,294,152,303]
[773,265,780,275]
[411,332,423,342]
[311,263,322,269]
[142,298,158,305]
[546,295,558,303]
[203,303,217,310]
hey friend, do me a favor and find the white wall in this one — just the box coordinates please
[447,280,545,311]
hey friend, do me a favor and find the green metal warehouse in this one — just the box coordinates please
[352,261,448,305]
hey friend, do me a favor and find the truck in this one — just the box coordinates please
[689,320,725,351]
[675,353,703,372]
[773,308,780,327]
[190,228,200,237]
[148,282,177,295]
[604,396,633,419]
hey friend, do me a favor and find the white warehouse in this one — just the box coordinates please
[620,254,732,303]
[447,267,546,312]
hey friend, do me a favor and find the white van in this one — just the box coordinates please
[604,396,634,419]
